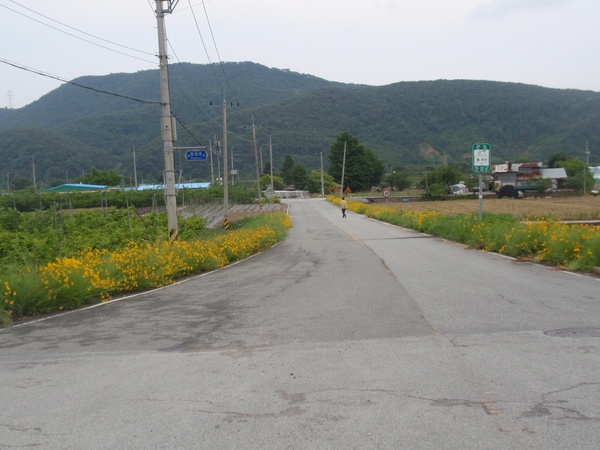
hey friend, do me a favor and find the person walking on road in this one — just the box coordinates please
[340,197,348,218]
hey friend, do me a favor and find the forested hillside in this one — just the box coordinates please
[1,61,598,188]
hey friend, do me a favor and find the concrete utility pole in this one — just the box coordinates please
[209,141,214,185]
[132,145,138,188]
[251,115,261,202]
[269,135,274,193]
[32,155,37,192]
[320,151,325,198]
[340,141,347,196]
[155,0,179,241]
[222,99,229,217]
[585,140,590,195]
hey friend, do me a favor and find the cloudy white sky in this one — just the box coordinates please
[1,0,599,108]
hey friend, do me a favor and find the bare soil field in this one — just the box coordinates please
[385,196,600,220]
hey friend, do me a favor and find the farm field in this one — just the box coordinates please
[384,196,600,220]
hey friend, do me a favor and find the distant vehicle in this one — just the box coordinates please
[497,185,524,199]
[450,183,469,195]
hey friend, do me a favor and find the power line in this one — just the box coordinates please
[200,0,239,105]
[10,0,155,57]
[0,58,161,105]
[1,2,156,65]
[185,0,223,94]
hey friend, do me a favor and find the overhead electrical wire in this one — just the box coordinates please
[2,1,208,149]
[3,0,253,157]
[0,58,161,105]
[162,1,254,149]
[177,1,259,145]
[1,2,156,65]
[185,0,225,95]
[9,0,155,57]
[199,0,236,102]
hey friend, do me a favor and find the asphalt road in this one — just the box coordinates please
[1,198,599,449]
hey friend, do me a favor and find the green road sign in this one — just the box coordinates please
[472,143,491,173]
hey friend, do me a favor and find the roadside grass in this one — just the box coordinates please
[329,196,600,274]
[0,211,291,327]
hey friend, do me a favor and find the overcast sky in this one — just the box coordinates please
[1,0,599,109]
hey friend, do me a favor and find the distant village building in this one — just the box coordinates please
[492,162,567,191]
[592,166,600,187]
[44,183,108,192]
[122,182,211,191]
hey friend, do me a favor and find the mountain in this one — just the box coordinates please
[0,127,118,185]
[1,62,599,187]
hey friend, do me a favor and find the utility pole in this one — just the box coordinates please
[209,140,214,185]
[214,136,221,186]
[230,148,235,186]
[132,145,138,188]
[251,115,261,203]
[155,0,179,241]
[340,141,347,196]
[585,140,590,195]
[222,100,229,217]
[32,155,37,192]
[212,101,238,223]
[320,151,325,198]
[269,135,274,194]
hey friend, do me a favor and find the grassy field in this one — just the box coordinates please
[384,196,600,220]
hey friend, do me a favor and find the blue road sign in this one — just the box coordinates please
[185,150,208,161]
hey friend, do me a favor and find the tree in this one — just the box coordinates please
[418,166,462,190]
[386,170,411,191]
[11,177,33,191]
[260,174,285,190]
[307,170,336,195]
[421,183,448,200]
[328,132,386,192]
[558,158,595,193]
[280,156,295,185]
[532,177,553,194]
[290,164,309,190]
[548,152,571,168]
[74,167,122,186]
[263,162,275,176]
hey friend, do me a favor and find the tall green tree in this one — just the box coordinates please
[558,158,595,193]
[290,164,309,190]
[11,177,32,191]
[263,162,275,176]
[260,174,285,190]
[548,152,571,168]
[307,170,335,195]
[328,132,386,192]
[386,170,411,191]
[280,156,295,185]
[74,167,122,186]
[418,165,462,190]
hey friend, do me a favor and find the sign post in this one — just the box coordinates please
[472,143,491,220]
[382,188,391,206]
